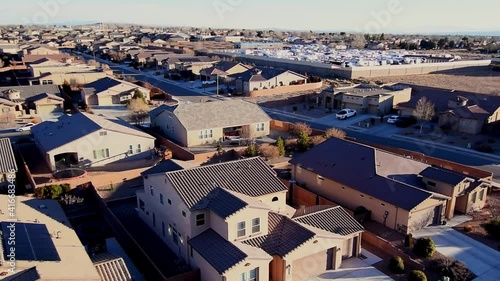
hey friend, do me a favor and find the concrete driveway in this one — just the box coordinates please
[307,249,393,281]
[414,221,500,281]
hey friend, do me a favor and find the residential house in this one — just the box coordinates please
[31,112,155,171]
[24,45,60,55]
[137,157,364,281]
[289,138,492,234]
[149,99,271,147]
[0,98,17,118]
[397,86,500,135]
[0,138,17,190]
[200,61,253,81]
[80,77,151,106]
[0,85,63,116]
[173,56,219,75]
[234,68,308,94]
[0,195,101,281]
[25,93,65,115]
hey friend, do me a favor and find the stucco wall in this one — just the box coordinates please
[247,82,322,97]
[226,207,270,242]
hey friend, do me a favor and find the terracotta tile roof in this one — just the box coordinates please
[293,206,364,236]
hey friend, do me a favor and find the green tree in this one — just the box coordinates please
[408,270,427,281]
[414,237,435,258]
[437,37,448,49]
[276,137,285,156]
[246,143,257,157]
[216,142,223,154]
[297,132,310,151]
[448,40,456,49]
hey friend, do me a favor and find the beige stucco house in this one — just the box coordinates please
[0,195,101,281]
[25,93,64,115]
[200,61,253,81]
[0,85,64,116]
[439,104,500,135]
[290,138,490,234]
[235,68,308,94]
[81,77,151,106]
[149,99,271,147]
[137,157,364,281]
[32,112,155,171]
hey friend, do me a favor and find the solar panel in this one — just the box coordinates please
[1,222,61,262]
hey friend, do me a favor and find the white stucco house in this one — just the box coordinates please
[80,77,151,106]
[137,157,364,281]
[31,112,155,171]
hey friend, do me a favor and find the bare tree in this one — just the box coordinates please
[413,97,436,133]
[128,98,149,112]
[324,127,346,139]
[289,122,312,137]
[239,125,254,144]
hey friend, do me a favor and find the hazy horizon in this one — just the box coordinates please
[2,0,500,36]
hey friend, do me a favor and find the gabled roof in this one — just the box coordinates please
[0,138,17,173]
[166,157,287,211]
[188,229,247,274]
[83,77,123,94]
[420,166,469,186]
[150,99,271,131]
[290,138,433,211]
[200,67,228,77]
[25,92,64,103]
[293,206,364,236]
[216,61,251,72]
[31,112,155,152]
[141,160,183,177]
[0,85,61,99]
[0,97,17,107]
[242,212,315,257]
[192,187,248,219]
[445,105,491,120]
[234,67,306,82]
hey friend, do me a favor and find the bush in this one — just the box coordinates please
[311,135,326,146]
[431,257,472,281]
[258,144,280,159]
[464,224,473,232]
[389,256,405,273]
[408,270,427,281]
[414,237,435,258]
[276,137,285,156]
[485,216,500,240]
[297,132,310,151]
[37,184,71,199]
[324,127,346,139]
[289,122,312,137]
[405,233,414,248]
[245,143,257,157]
[285,138,297,151]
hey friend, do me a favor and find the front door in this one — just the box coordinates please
[326,248,335,270]
[352,236,359,257]
[433,205,442,225]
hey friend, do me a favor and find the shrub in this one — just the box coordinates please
[276,137,285,156]
[284,138,297,151]
[389,256,405,273]
[405,233,414,248]
[414,237,435,258]
[258,144,280,159]
[408,270,427,281]
[289,122,312,137]
[485,216,500,240]
[297,132,310,151]
[431,257,472,281]
[464,224,473,232]
[37,184,71,199]
[311,135,326,146]
[324,127,346,139]
[245,143,257,157]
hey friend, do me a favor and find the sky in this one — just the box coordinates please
[2,0,500,35]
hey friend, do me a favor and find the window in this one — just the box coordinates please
[93,149,110,159]
[256,123,265,132]
[182,211,186,217]
[162,222,165,237]
[237,221,246,237]
[272,196,279,202]
[150,186,154,196]
[152,212,156,227]
[160,194,164,205]
[168,199,172,205]
[127,145,133,154]
[99,131,107,136]
[427,181,436,187]
[239,268,258,281]
[136,144,142,153]
[196,214,205,226]
[252,218,260,233]
[479,189,485,201]
[42,80,53,85]
[471,192,477,203]
[198,130,213,139]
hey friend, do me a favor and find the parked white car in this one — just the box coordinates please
[15,123,36,132]
[336,109,356,120]
[387,115,400,124]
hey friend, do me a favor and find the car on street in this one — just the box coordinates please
[395,116,417,127]
[336,109,356,120]
[15,123,36,132]
[387,115,400,124]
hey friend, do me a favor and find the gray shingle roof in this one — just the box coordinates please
[234,67,306,82]
[192,187,248,219]
[290,138,433,211]
[242,212,315,257]
[151,99,271,131]
[188,229,247,274]
[166,157,287,210]
[141,160,183,177]
[0,85,62,99]
[0,138,17,173]
[32,112,155,152]
[83,77,123,94]
[293,206,364,236]
[25,92,65,102]
[420,166,468,186]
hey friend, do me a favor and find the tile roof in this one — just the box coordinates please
[293,206,364,236]
[192,187,248,219]
[166,157,287,210]
[31,112,155,152]
[91,252,132,281]
[242,212,315,257]
[151,99,271,131]
[419,166,468,186]
[0,138,17,173]
[234,67,306,82]
[0,97,17,107]
[448,105,491,120]
[25,92,65,103]
[83,77,123,94]
[0,85,62,99]
[290,138,433,211]
[141,160,183,177]
[189,229,247,274]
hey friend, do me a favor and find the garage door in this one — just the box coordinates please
[292,250,329,280]
[37,104,61,114]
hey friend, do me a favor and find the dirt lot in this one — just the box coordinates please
[453,189,500,251]
[368,67,500,95]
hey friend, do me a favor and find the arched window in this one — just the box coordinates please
[272,197,279,202]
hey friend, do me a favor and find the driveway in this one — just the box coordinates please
[307,249,393,281]
[414,222,500,281]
